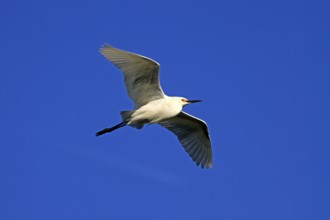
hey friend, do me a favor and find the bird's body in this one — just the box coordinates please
[96,44,213,168]
[129,96,183,125]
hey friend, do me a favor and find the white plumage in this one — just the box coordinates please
[96,44,212,169]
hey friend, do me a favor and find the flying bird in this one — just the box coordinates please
[96,44,212,169]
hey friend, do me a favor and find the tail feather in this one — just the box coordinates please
[96,121,127,136]
[120,110,134,121]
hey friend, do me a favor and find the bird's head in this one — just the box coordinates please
[176,97,202,107]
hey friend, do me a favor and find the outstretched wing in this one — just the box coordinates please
[159,112,213,168]
[100,44,165,108]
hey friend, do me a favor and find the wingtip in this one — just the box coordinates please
[202,163,213,169]
[205,158,213,169]
[99,43,112,53]
[195,160,213,169]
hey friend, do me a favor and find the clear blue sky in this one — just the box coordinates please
[1,0,329,219]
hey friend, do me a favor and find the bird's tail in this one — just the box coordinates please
[96,121,127,136]
[121,110,144,129]
[120,110,134,121]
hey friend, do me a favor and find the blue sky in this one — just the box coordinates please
[1,0,329,219]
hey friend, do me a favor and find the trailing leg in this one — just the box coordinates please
[96,121,127,136]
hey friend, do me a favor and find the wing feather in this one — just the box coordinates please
[100,44,165,108]
[159,112,213,168]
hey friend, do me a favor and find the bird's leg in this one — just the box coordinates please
[96,121,127,136]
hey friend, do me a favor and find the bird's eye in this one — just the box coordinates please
[181,98,187,102]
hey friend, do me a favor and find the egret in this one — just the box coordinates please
[96,44,212,169]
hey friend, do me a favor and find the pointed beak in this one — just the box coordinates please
[187,99,202,104]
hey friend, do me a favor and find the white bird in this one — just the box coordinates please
[96,44,212,169]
